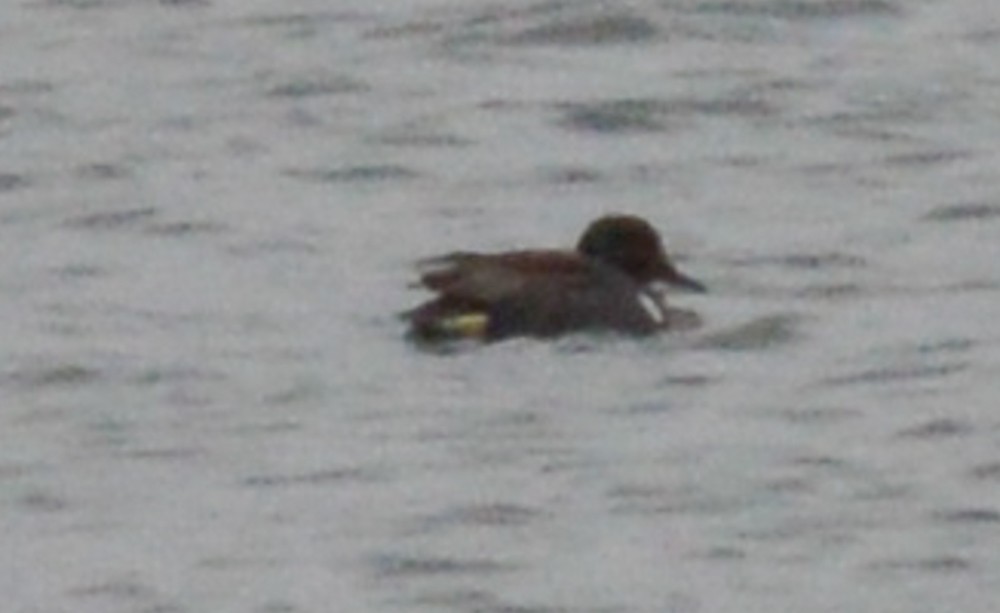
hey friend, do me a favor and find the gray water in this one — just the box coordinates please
[2,1,1000,611]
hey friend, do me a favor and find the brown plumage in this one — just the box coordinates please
[404,215,705,343]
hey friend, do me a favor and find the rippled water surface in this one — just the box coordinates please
[3,1,1000,612]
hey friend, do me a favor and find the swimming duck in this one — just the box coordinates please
[404,214,705,342]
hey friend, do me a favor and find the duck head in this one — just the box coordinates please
[576,214,706,292]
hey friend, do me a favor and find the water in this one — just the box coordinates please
[2,1,1000,611]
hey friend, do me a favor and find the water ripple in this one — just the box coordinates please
[283,165,422,183]
[556,94,775,133]
[694,0,901,20]
[65,207,157,230]
[697,314,802,351]
[6,363,102,390]
[0,172,31,192]
[371,554,513,579]
[897,418,975,439]
[823,362,968,387]
[923,202,1000,222]
[932,508,1000,524]
[506,13,661,45]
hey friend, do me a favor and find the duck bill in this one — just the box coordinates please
[654,263,707,293]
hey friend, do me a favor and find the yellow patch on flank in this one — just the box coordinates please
[438,313,490,338]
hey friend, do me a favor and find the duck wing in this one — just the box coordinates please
[417,250,585,304]
[410,251,666,340]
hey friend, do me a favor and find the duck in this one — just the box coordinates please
[404,214,705,343]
